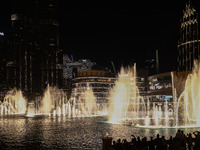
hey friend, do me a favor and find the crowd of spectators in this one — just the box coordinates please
[110,130,200,150]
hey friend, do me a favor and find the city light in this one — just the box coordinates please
[0,32,4,36]
[1,1,200,149]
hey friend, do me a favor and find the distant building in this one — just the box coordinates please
[63,54,95,80]
[144,49,159,76]
[137,69,148,96]
[9,0,62,96]
[177,1,200,71]
[71,67,148,103]
[147,72,173,101]
[173,71,191,99]
[72,70,116,103]
[0,32,7,94]
[63,54,96,97]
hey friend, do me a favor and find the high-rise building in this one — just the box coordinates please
[0,32,7,90]
[10,0,62,97]
[144,49,159,75]
[177,1,200,71]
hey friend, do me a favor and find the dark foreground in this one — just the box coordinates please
[106,130,200,150]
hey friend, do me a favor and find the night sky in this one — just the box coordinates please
[1,1,200,72]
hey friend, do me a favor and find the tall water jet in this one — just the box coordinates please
[177,60,200,126]
[107,64,175,127]
[0,89,26,115]
[79,84,97,116]
[41,85,67,116]
[108,64,142,124]
[42,85,52,114]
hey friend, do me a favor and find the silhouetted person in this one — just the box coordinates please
[148,136,155,150]
[171,137,182,150]
[116,139,123,150]
[154,134,162,150]
[186,133,193,150]
[179,130,186,150]
[131,134,136,142]
[193,131,200,150]
[130,135,137,150]
[168,136,173,150]
[122,139,129,150]
[175,129,182,140]
[142,137,148,150]
[112,140,117,149]
[161,136,167,150]
[136,136,142,149]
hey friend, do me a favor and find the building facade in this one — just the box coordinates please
[137,69,148,96]
[9,0,62,97]
[63,54,96,80]
[144,49,159,76]
[62,54,96,97]
[177,1,200,71]
[147,72,173,101]
[72,69,148,103]
[0,32,8,96]
[72,70,116,103]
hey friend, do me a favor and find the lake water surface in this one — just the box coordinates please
[0,116,199,149]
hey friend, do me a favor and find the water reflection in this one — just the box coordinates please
[0,117,199,149]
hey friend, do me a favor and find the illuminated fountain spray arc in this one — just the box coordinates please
[69,83,107,117]
[0,89,26,115]
[108,60,200,128]
[108,64,145,124]
[41,85,67,116]
[108,66,133,123]
[42,85,53,114]
[177,60,200,127]
[0,83,106,117]
[40,84,106,117]
[2,61,200,128]
[108,64,174,127]
[79,84,97,116]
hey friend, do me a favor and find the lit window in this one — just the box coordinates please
[11,14,22,21]
[0,32,4,36]
[152,78,157,82]
[49,43,55,46]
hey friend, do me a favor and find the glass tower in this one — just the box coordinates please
[177,1,200,71]
[10,0,62,97]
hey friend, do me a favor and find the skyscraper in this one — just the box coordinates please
[177,1,200,71]
[144,49,159,75]
[0,32,7,90]
[10,0,62,97]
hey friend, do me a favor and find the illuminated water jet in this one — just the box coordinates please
[107,60,200,128]
[107,64,175,127]
[0,89,26,115]
[108,64,146,124]
[0,84,106,118]
[176,60,200,127]
[1,60,200,129]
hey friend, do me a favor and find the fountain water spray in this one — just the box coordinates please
[177,60,200,127]
[0,89,26,115]
[108,60,200,128]
[108,64,145,124]
[108,64,174,127]
[0,84,106,117]
[1,60,200,128]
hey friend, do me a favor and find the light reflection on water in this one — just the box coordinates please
[0,116,199,149]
